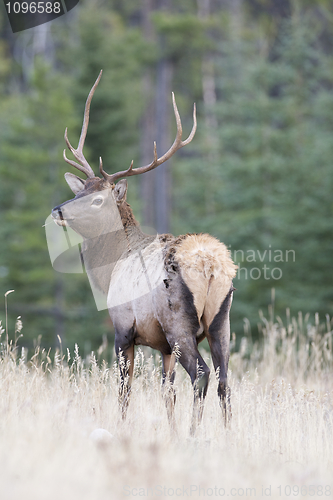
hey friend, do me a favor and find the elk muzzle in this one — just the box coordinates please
[51,206,70,227]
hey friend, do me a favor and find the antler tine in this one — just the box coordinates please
[63,147,93,177]
[63,70,103,178]
[181,102,197,146]
[103,93,197,184]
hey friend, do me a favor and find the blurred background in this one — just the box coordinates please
[0,0,332,353]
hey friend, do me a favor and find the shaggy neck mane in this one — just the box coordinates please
[118,200,155,252]
[118,201,139,229]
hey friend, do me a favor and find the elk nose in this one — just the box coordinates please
[51,207,62,220]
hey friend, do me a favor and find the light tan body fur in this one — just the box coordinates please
[175,234,237,328]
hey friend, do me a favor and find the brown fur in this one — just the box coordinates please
[117,201,140,228]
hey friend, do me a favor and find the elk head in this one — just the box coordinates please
[51,70,197,238]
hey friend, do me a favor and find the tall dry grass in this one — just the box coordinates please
[0,304,332,500]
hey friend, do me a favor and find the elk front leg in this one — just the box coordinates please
[205,291,233,425]
[161,352,176,428]
[115,342,134,419]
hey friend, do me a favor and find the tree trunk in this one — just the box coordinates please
[154,0,173,234]
[155,55,172,233]
[141,0,173,234]
[140,0,156,230]
[198,0,218,216]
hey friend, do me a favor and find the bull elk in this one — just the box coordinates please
[51,71,237,433]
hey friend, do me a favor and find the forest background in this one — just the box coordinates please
[0,0,332,354]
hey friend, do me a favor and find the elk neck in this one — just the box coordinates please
[81,199,155,296]
[118,200,138,229]
[118,199,155,251]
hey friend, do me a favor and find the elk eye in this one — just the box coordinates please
[92,198,103,206]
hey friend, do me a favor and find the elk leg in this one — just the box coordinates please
[170,337,210,436]
[161,352,176,428]
[205,291,233,425]
[115,342,134,419]
[189,354,210,436]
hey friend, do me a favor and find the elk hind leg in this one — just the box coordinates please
[205,289,233,425]
[161,352,176,428]
[116,343,134,419]
[171,338,210,436]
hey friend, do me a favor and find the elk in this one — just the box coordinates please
[51,71,237,433]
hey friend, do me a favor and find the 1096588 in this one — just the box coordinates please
[5,1,61,14]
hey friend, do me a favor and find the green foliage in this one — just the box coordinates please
[0,62,111,349]
[152,12,207,59]
[69,3,152,172]
[1,0,333,349]
[173,14,333,333]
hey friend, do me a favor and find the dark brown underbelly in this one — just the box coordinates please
[134,323,172,355]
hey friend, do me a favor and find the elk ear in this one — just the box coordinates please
[64,173,86,194]
[114,179,128,202]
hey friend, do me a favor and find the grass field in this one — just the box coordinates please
[0,305,332,500]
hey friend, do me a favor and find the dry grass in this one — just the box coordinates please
[0,307,333,500]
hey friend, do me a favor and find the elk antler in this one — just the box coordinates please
[63,70,103,178]
[99,93,197,184]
